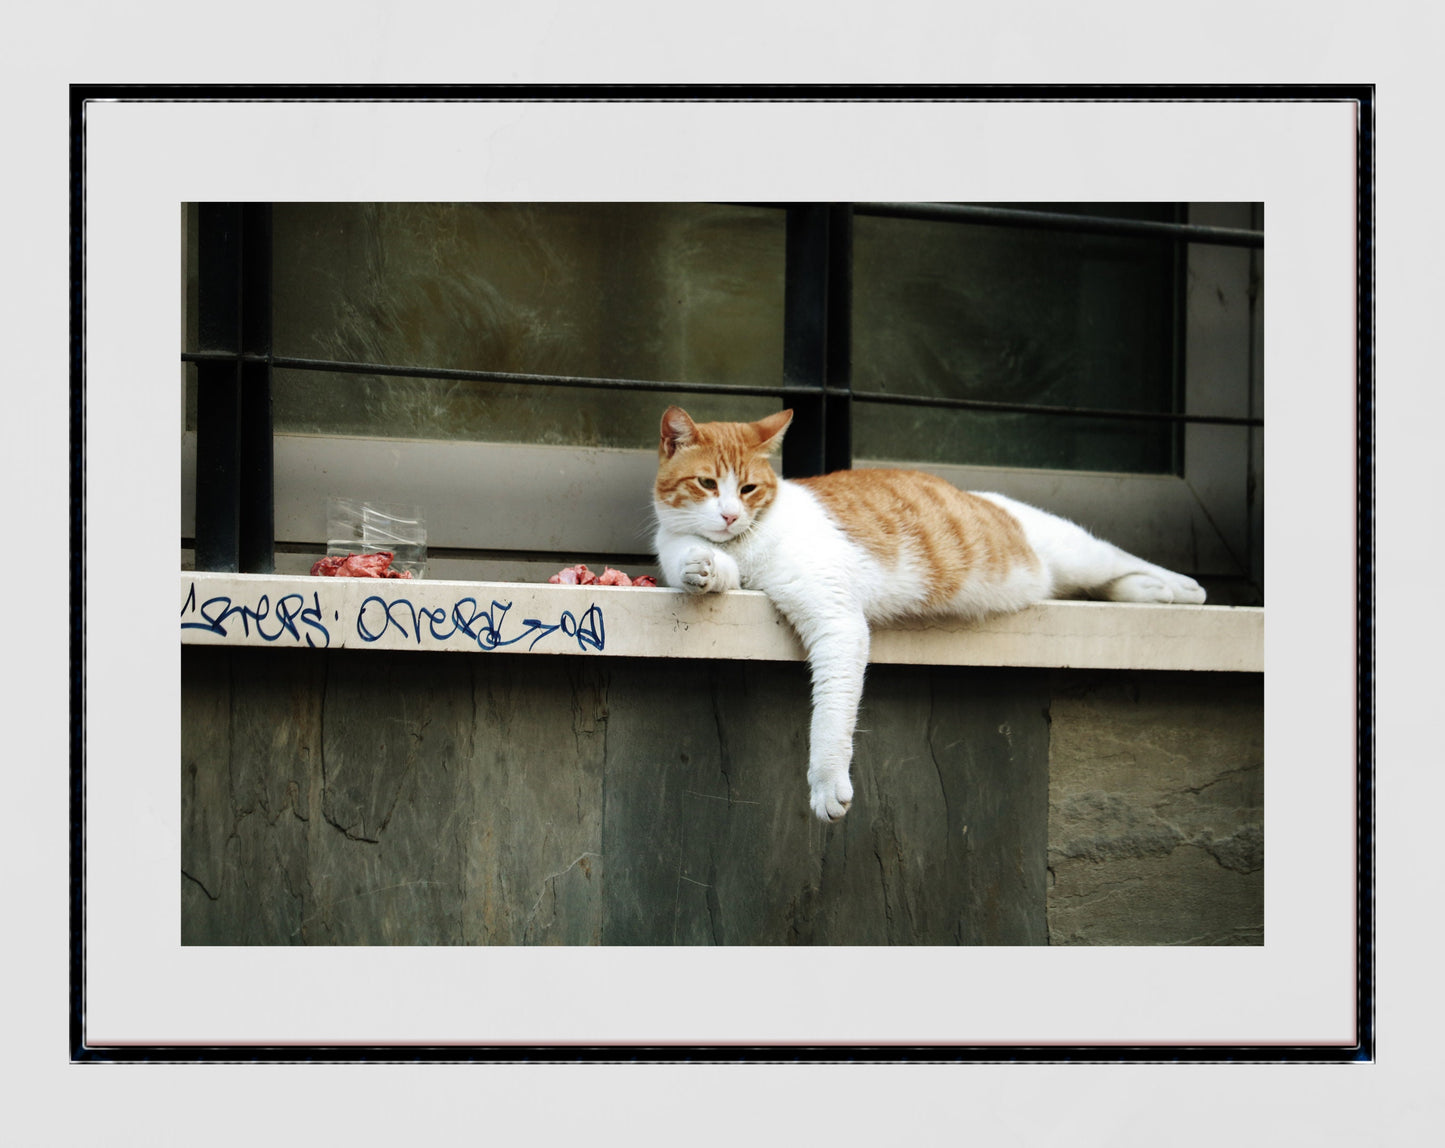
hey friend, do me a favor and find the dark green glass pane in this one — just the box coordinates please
[267,203,784,447]
[852,204,1180,474]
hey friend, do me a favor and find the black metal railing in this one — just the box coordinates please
[179,351,1266,429]
[853,201,1264,247]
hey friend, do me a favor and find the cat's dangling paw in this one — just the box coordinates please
[809,770,854,823]
[681,545,720,593]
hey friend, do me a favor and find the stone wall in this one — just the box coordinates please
[181,646,1261,946]
[1045,670,1264,945]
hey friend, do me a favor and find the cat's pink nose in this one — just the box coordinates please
[721,512,738,526]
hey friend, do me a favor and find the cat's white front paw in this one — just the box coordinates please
[681,545,721,593]
[809,769,854,823]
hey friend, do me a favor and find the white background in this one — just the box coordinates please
[87,99,1350,1048]
[7,2,1437,1144]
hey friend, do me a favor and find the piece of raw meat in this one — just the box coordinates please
[548,564,657,588]
[310,551,413,578]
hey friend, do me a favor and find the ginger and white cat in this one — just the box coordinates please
[652,405,1206,823]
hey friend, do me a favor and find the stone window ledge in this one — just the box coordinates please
[181,571,1262,673]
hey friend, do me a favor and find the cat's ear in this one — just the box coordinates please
[660,406,698,459]
[754,408,793,454]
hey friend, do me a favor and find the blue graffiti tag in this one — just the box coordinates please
[183,581,605,654]
[355,595,605,653]
[181,582,332,648]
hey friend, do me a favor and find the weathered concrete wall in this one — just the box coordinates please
[181,648,1261,945]
[182,647,1051,945]
[1045,670,1264,945]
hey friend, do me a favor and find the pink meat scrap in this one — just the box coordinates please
[549,564,657,588]
[310,551,413,578]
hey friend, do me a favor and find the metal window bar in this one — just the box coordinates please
[191,205,241,572]
[853,202,1265,248]
[780,203,854,478]
[184,202,1263,569]
[192,203,274,573]
[180,350,1266,428]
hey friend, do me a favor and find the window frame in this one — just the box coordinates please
[181,201,1263,598]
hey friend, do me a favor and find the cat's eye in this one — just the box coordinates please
[739,484,757,495]
[697,477,717,491]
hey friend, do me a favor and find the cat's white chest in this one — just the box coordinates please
[725,481,901,617]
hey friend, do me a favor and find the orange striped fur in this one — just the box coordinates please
[797,468,1041,608]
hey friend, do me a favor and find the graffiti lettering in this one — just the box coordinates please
[356,595,605,653]
[181,581,605,654]
[180,583,332,648]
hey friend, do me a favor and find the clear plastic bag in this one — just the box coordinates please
[326,499,428,579]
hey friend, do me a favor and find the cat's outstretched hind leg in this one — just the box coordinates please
[1102,569,1206,604]
[979,493,1207,605]
[972,492,1206,606]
